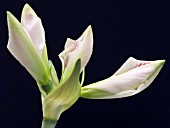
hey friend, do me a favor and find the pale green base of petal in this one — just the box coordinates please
[41,118,57,128]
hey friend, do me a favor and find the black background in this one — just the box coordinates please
[0,0,170,128]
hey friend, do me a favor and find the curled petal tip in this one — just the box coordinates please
[77,25,93,42]
[83,25,93,37]
[149,59,165,70]
[87,25,92,30]
[21,3,37,25]
[22,3,36,16]
[6,11,16,23]
[6,11,11,16]
[156,60,165,65]
[24,3,31,8]
[86,25,92,32]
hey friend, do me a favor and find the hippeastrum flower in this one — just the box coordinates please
[6,4,166,128]
[7,4,58,95]
[81,57,165,99]
[59,26,93,81]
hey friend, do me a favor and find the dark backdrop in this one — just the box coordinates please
[0,0,169,128]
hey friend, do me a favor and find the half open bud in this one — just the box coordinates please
[81,57,165,99]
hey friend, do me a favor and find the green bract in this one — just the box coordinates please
[7,4,165,128]
[42,59,81,122]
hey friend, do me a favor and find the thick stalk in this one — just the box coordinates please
[41,118,57,128]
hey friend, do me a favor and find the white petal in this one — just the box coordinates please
[21,4,45,57]
[59,25,93,80]
[81,59,165,99]
[7,12,49,85]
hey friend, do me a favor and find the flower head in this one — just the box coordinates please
[81,57,165,99]
[6,4,165,128]
[7,4,49,85]
[59,26,93,80]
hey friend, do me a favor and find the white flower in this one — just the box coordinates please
[81,57,165,99]
[7,4,50,85]
[6,4,165,128]
[59,26,93,80]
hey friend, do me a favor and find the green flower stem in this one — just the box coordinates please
[41,118,57,128]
